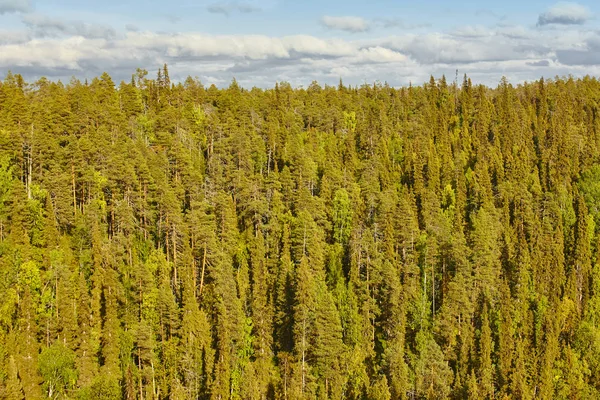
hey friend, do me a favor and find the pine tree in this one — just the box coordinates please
[1,71,600,398]
[4,355,24,400]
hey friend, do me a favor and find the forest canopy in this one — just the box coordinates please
[1,67,600,399]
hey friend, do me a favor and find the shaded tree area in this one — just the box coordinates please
[1,69,600,399]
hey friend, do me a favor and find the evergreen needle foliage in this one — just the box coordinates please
[1,68,600,399]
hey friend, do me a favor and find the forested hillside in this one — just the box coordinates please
[1,67,600,399]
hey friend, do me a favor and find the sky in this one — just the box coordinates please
[0,0,599,87]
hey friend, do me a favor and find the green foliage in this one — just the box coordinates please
[0,155,14,215]
[412,330,453,399]
[78,374,121,400]
[3,356,24,400]
[0,70,600,398]
[343,110,357,133]
[332,188,352,244]
[580,165,600,232]
[17,261,41,293]
[38,343,78,399]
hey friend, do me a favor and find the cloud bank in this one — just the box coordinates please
[1,3,600,87]
[1,27,599,87]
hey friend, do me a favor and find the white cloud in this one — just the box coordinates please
[122,32,290,59]
[381,33,521,65]
[320,16,369,33]
[0,0,31,14]
[537,3,591,26]
[527,60,551,67]
[0,22,598,88]
[355,47,407,64]
[281,35,355,57]
[0,37,92,69]
[0,29,30,44]
[556,33,600,65]
[450,25,491,38]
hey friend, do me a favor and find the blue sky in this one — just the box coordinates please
[1,0,599,87]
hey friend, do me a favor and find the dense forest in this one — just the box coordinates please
[0,66,600,399]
